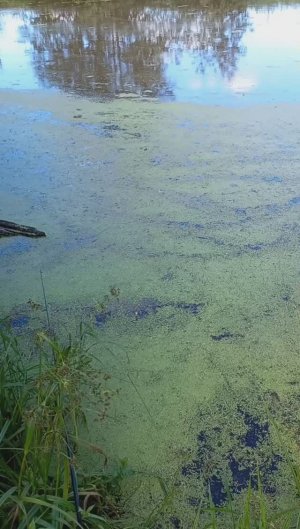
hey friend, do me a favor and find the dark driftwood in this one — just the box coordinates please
[0,220,46,238]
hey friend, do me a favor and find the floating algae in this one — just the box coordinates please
[2,91,300,523]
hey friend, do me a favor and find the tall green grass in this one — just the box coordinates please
[0,323,123,529]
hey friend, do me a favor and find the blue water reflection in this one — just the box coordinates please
[0,12,39,89]
[0,2,300,104]
[163,6,300,104]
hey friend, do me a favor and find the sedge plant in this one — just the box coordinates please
[0,322,121,529]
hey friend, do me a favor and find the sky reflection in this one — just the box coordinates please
[0,1,300,105]
[0,12,39,89]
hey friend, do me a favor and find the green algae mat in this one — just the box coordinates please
[1,90,300,524]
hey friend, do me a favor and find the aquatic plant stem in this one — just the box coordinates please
[65,429,84,527]
[40,269,51,332]
[39,276,84,526]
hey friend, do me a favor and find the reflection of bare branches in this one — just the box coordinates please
[19,0,252,97]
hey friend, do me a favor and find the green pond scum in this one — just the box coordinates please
[1,89,300,524]
[1,1,300,523]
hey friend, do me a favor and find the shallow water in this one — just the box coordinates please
[1,0,300,525]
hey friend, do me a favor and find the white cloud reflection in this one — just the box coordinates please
[227,74,257,94]
[0,12,38,88]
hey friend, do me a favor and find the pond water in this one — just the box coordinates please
[1,0,300,526]
[1,0,300,104]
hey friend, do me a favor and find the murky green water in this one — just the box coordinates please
[1,0,300,525]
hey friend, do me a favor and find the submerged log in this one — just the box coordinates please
[0,220,46,238]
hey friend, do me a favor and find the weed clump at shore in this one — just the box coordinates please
[0,322,124,528]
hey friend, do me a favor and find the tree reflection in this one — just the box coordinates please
[19,0,252,98]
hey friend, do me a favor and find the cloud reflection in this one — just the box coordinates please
[0,0,300,104]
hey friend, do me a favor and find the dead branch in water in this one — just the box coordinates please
[0,220,46,238]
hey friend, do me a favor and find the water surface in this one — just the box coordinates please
[1,0,300,525]
[1,0,300,104]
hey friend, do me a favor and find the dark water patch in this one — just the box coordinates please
[182,458,203,478]
[187,195,211,210]
[265,391,280,411]
[182,430,227,506]
[240,175,254,181]
[235,207,248,216]
[229,452,282,494]
[183,438,281,501]
[239,410,269,448]
[182,411,282,507]
[6,268,16,275]
[282,293,291,302]
[176,303,202,315]
[211,330,243,341]
[264,204,282,215]
[162,270,174,282]
[267,454,282,476]
[169,516,181,529]
[3,147,26,161]
[95,298,204,326]
[129,299,163,319]
[124,299,204,319]
[288,196,300,206]
[76,122,118,138]
[103,124,124,132]
[197,431,207,444]
[192,223,204,230]
[0,238,33,257]
[241,234,285,255]
[229,455,254,492]
[11,314,30,329]
[167,220,204,232]
[187,497,201,507]
[236,203,282,221]
[95,311,111,327]
[262,176,283,184]
[143,249,205,260]
[209,475,227,506]
[63,235,97,252]
[151,156,163,166]
[5,296,202,349]
[168,221,191,231]
[228,410,282,493]
[244,243,265,252]
[28,110,54,123]
[197,235,226,247]
[244,242,271,252]
[181,430,209,477]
